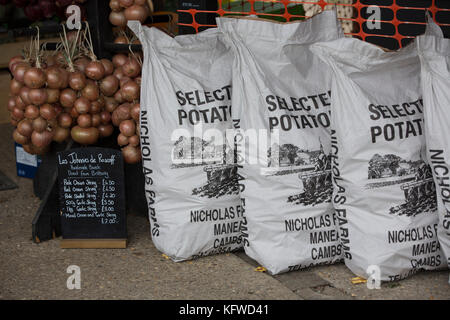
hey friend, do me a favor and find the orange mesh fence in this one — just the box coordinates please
[177,0,450,50]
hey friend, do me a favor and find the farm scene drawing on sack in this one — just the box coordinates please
[171,135,239,199]
[262,141,332,207]
[365,153,437,217]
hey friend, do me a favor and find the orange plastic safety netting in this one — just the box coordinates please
[177,0,450,50]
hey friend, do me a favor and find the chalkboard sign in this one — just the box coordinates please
[57,147,127,248]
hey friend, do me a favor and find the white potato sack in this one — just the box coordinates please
[418,34,450,269]
[217,9,344,275]
[128,22,242,261]
[311,19,445,281]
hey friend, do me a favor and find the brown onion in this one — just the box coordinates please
[121,80,140,102]
[40,104,57,120]
[71,126,99,145]
[100,75,119,97]
[100,59,114,75]
[60,88,77,108]
[130,103,140,121]
[128,135,140,147]
[74,97,91,114]
[58,113,72,128]
[109,10,127,27]
[45,67,63,89]
[119,119,136,137]
[13,96,25,111]
[32,117,47,133]
[124,4,148,22]
[70,107,80,119]
[69,71,87,90]
[13,129,29,145]
[9,55,24,71]
[114,36,128,44]
[74,57,90,73]
[104,97,118,113]
[113,90,125,104]
[98,124,114,137]
[82,82,100,101]
[17,119,33,137]
[7,97,16,112]
[117,133,129,146]
[110,0,121,11]
[28,88,48,106]
[13,63,30,83]
[100,111,111,124]
[12,107,24,121]
[91,114,101,127]
[122,145,141,164]
[19,87,31,105]
[85,61,105,80]
[119,0,134,7]
[112,54,128,68]
[77,114,92,128]
[90,100,102,114]
[31,130,54,148]
[52,126,70,143]
[46,88,60,104]
[122,58,141,78]
[25,105,40,119]
[112,103,131,126]
[24,67,46,89]
[10,79,23,95]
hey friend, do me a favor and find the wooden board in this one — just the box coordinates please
[60,238,127,249]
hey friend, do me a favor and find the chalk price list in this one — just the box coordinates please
[62,177,119,225]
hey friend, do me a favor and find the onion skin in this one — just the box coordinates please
[57,113,72,128]
[119,119,136,137]
[112,103,131,126]
[77,114,92,128]
[100,75,119,97]
[71,126,99,145]
[74,57,90,73]
[31,130,54,148]
[17,119,33,137]
[40,103,57,120]
[104,97,119,113]
[122,145,141,164]
[109,10,127,27]
[10,79,23,95]
[28,88,48,106]
[110,0,121,11]
[46,88,60,104]
[82,83,100,101]
[13,129,30,145]
[130,103,140,121]
[74,97,91,114]
[113,90,125,104]
[45,66,63,89]
[7,97,16,112]
[100,111,111,124]
[122,58,141,78]
[15,95,26,110]
[32,117,47,133]
[98,124,114,137]
[52,126,70,143]
[85,61,105,81]
[91,114,101,127]
[69,71,87,91]
[124,4,149,22]
[121,80,140,102]
[12,107,24,121]
[13,63,30,84]
[117,133,129,146]
[128,134,140,147]
[25,105,40,119]
[9,55,24,72]
[119,0,134,8]
[59,88,77,108]
[90,100,102,114]
[112,54,128,68]
[100,59,114,75]
[24,67,46,89]
[19,87,31,105]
